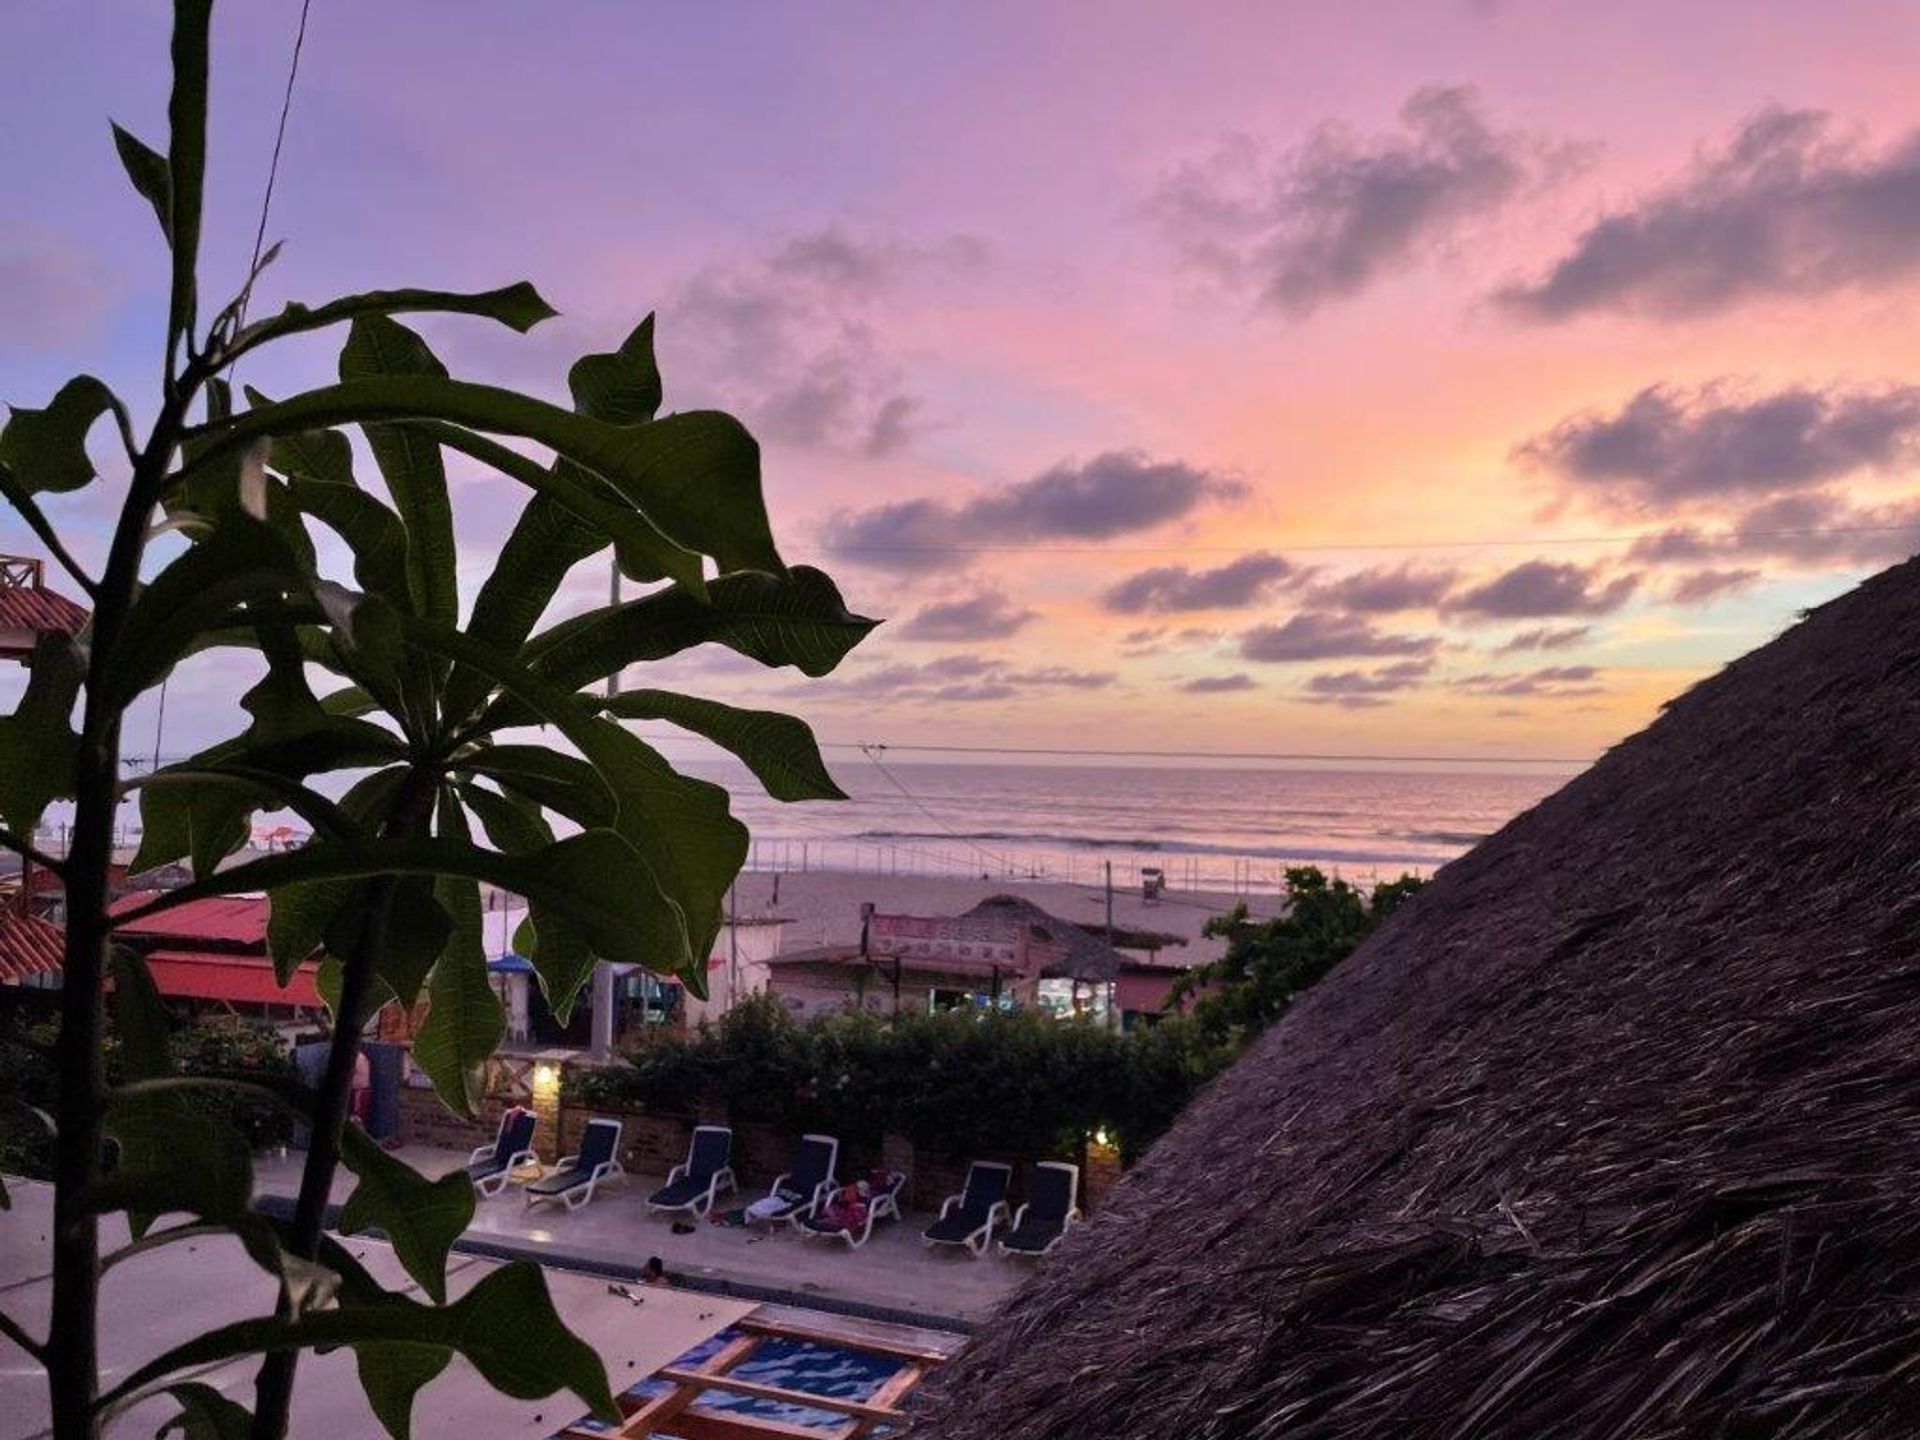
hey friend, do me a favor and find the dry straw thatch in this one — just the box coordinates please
[912,562,1920,1438]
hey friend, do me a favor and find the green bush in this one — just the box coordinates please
[0,1012,297,1176]
[566,991,1229,1162]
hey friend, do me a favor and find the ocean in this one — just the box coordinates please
[699,759,1579,894]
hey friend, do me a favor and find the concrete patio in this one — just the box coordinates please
[252,1146,1034,1327]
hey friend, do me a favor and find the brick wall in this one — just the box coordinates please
[557,1103,693,1177]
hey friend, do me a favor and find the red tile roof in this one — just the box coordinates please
[0,584,87,636]
[111,893,270,947]
[0,908,63,982]
[143,949,321,1008]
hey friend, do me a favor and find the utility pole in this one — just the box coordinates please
[1104,860,1117,1033]
[589,556,620,1060]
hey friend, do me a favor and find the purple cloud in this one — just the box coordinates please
[1179,673,1258,694]
[1494,624,1592,653]
[899,591,1038,641]
[1303,658,1434,707]
[1454,664,1604,698]
[1307,562,1458,612]
[1668,568,1762,604]
[1519,382,1920,508]
[1499,107,1920,320]
[1153,87,1546,316]
[1446,560,1639,619]
[1239,612,1440,662]
[1101,551,1298,613]
[822,451,1243,572]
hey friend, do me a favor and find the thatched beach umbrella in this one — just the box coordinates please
[912,561,1920,1438]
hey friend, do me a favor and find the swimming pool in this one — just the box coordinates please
[563,1326,906,1437]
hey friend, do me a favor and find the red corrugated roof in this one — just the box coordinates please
[0,908,63,982]
[143,949,322,1008]
[0,585,87,636]
[111,894,270,946]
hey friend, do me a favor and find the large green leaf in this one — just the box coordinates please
[102,513,320,708]
[525,566,877,698]
[265,877,352,984]
[224,282,556,365]
[339,318,458,629]
[458,782,597,1022]
[0,631,82,835]
[0,375,121,494]
[110,122,171,241]
[458,747,610,827]
[93,1087,253,1236]
[357,1342,453,1440]
[568,314,662,424]
[122,830,687,975]
[338,1125,474,1304]
[156,1383,252,1440]
[602,688,845,801]
[438,496,608,732]
[420,422,702,592]
[412,798,500,1114]
[214,376,784,573]
[108,947,172,1083]
[101,1261,617,1426]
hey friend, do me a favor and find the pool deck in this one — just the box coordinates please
[252,1145,1033,1329]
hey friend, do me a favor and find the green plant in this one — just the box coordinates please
[0,5,871,1437]
[1174,865,1425,1047]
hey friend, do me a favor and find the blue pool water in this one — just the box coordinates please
[561,1327,904,1436]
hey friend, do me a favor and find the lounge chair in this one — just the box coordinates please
[647,1125,736,1218]
[923,1160,1012,1256]
[998,1161,1081,1257]
[526,1117,625,1212]
[800,1170,907,1249]
[754,1133,839,1228]
[467,1106,538,1199]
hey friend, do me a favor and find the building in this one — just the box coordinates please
[763,894,1135,1022]
[680,914,792,1027]
[110,892,325,1016]
[0,555,86,663]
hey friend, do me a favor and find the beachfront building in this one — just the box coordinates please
[110,891,328,1020]
[762,894,1133,1021]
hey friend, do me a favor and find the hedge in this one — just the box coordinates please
[566,994,1236,1161]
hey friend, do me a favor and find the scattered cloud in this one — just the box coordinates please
[1495,624,1592,653]
[1179,673,1258,695]
[1100,551,1299,613]
[1519,382,1920,510]
[1151,86,1551,316]
[1303,658,1435,707]
[899,591,1039,641]
[822,451,1244,572]
[1454,664,1604,698]
[1627,490,1920,569]
[1239,611,1440,662]
[1306,562,1458,612]
[1004,666,1116,689]
[667,225,986,457]
[1668,567,1762,604]
[1499,107,1920,320]
[1446,560,1639,618]
[798,652,1112,704]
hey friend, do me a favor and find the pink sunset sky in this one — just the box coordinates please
[7,0,1920,764]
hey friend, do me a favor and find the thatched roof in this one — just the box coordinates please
[959,894,1126,982]
[913,561,1920,1439]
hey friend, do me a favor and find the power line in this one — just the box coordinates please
[793,521,1920,559]
[858,743,1044,877]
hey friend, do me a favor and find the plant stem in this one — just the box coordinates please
[48,393,191,1440]
[248,774,437,1440]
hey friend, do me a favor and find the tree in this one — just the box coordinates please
[0,4,874,1436]
[1173,866,1424,1047]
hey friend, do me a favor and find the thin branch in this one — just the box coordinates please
[0,1306,46,1362]
[0,476,100,600]
[99,1222,228,1274]
[0,826,65,875]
